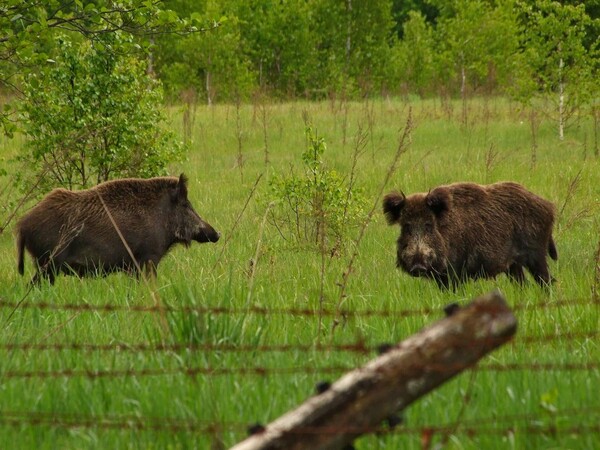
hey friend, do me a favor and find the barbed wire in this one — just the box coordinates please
[0,330,596,355]
[0,407,599,437]
[3,342,371,354]
[1,361,598,381]
[1,297,598,318]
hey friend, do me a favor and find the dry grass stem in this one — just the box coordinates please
[332,108,413,336]
[212,173,263,270]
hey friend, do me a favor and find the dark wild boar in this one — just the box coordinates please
[16,174,219,284]
[382,182,557,289]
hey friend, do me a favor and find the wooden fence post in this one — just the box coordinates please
[230,290,517,450]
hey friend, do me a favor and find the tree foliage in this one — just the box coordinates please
[1,0,598,146]
[0,0,216,132]
[435,0,520,95]
[234,0,317,97]
[18,32,181,192]
[391,11,436,96]
[0,1,216,192]
[513,0,598,138]
[151,0,598,108]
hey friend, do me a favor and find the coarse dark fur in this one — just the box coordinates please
[382,181,557,289]
[16,174,220,284]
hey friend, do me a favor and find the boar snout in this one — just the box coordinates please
[398,239,441,278]
[408,263,428,277]
[195,221,220,243]
[402,255,435,278]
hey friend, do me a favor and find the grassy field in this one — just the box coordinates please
[0,97,599,449]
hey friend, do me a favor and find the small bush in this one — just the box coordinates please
[268,123,366,253]
[17,32,182,193]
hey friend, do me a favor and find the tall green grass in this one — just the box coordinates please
[0,98,598,449]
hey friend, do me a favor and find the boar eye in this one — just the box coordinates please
[402,223,412,234]
[424,222,433,232]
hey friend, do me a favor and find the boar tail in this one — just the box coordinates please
[548,236,558,261]
[17,232,25,275]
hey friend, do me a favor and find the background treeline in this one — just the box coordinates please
[0,0,598,192]
[152,0,599,105]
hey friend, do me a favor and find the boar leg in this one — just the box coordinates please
[30,271,43,286]
[506,264,526,284]
[434,273,451,290]
[31,267,56,285]
[31,257,57,285]
[527,254,552,287]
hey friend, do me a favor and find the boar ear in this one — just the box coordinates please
[426,187,450,216]
[176,173,189,200]
[383,191,406,225]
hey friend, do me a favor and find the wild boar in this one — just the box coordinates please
[16,174,219,284]
[382,181,557,289]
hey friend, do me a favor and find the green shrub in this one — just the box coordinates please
[17,32,182,192]
[268,123,366,253]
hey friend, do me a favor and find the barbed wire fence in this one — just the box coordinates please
[1,290,599,449]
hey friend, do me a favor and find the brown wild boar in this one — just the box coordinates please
[382,182,557,289]
[16,174,219,284]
